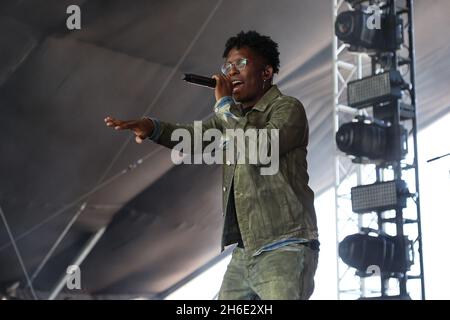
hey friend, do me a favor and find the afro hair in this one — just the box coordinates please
[223,30,280,74]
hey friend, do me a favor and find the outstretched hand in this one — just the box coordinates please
[104,116,154,144]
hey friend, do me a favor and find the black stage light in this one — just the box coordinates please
[335,10,378,50]
[344,0,371,6]
[335,6,403,53]
[347,70,405,109]
[358,295,412,300]
[339,233,413,273]
[373,102,415,121]
[336,116,407,161]
[351,179,408,214]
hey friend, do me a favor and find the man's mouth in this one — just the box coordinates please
[232,80,244,93]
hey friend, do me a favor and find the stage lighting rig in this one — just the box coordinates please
[339,231,413,274]
[336,116,408,162]
[344,0,382,7]
[350,179,408,213]
[335,1,403,53]
[333,0,425,299]
[347,70,407,109]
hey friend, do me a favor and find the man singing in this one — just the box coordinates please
[105,30,319,300]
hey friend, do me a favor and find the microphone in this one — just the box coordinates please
[183,73,216,89]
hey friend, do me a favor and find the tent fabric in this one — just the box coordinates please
[0,0,449,297]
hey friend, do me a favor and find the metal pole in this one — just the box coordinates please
[407,0,426,300]
[332,0,341,300]
[29,202,87,285]
[0,204,38,300]
[48,227,106,300]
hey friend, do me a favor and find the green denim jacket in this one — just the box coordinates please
[150,85,318,256]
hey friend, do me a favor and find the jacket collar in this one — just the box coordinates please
[253,85,282,112]
[230,85,282,115]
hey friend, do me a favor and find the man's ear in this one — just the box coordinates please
[262,65,274,81]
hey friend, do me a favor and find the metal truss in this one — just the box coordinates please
[332,0,425,300]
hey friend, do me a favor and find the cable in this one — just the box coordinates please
[95,0,224,186]
[2,0,224,287]
[0,147,160,252]
[28,202,87,285]
[0,204,38,299]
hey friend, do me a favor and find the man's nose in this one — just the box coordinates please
[228,65,240,76]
